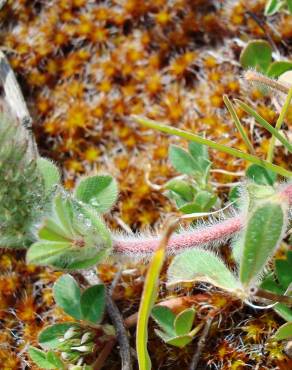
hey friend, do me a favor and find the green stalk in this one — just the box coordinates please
[133,116,292,178]
[234,99,292,154]
[223,95,255,154]
[267,86,292,163]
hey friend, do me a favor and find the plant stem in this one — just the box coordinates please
[106,294,133,370]
[78,270,132,370]
[267,86,292,162]
[189,315,214,370]
[133,116,292,178]
[92,338,116,370]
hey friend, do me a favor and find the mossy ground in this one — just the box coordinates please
[0,1,291,368]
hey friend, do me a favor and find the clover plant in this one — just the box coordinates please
[29,274,110,369]
[240,40,292,78]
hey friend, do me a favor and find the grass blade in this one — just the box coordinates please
[223,95,255,154]
[235,99,292,154]
[133,116,292,178]
[267,87,292,162]
[136,219,178,370]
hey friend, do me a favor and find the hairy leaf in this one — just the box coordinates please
[167,249,241,293]
[239,201,286,287]
[75,175,118,213]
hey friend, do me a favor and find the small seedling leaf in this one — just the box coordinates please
[240,40,272,72]
[151,305,176,336]
[174,308,196,336]
[53,275,82,320]
[165,179,194,201]
[169,145,199,175]
[80,284,106,324]
[188,141,209,161]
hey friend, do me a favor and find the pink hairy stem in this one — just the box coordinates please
[112,183,292,258]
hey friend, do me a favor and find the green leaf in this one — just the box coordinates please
[154,329,194,348]
[287,0,292,13]
[169,145,199,175]
[165,179,194,201]
[275,252,292,290]
[193,191,217,211]
[39,323,80,349]
[240,40,272,73]
[229,185,241,206]
[274,304,292,322]
[80,284,106,324]
[265,0,283,15]
[28,347,56,369]
[174,308,196,336]
[165,335,194,348]
[178,192,217,214]
[26,241,71,265]
[37,158,61,195]
[53,275,82,320]
[27,195,112,270]
[151,306,176,336]
[267,61,292,78]
[273,322,292,341]
[167,249,242,293]
[46,352,65,370]
[260,274,292,322]
[246,164,277,185]
[239,201,285,287]
[188,142,211,177]
[75,175,118,213]
[188,141,209,161]
[178,202,202,214]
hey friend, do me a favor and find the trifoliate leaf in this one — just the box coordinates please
[240,40,272,72]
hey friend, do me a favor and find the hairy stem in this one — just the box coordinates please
[112,183,292,258]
